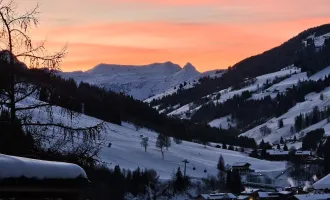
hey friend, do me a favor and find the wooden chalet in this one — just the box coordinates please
[294,151,311,160]
[0,154,89,200]
[266,150,289,160]
[232,162,253,175]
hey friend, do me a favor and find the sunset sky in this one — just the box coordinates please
[16,0,330,72]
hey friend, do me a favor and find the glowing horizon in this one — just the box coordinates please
[16,0,330,72]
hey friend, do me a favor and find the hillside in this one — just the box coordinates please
[62,62,203,100]
[18,95,286,180]
[142,24,330,150]
[147,24,330,110]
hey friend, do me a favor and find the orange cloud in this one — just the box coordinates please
[29,15,330,72]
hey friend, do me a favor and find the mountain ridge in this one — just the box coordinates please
[61,61,204,100]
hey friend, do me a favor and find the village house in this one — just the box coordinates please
[256,192,279,200]
[265,150,312,161]
[196,193,237,200]
[241,189,293,200]
[232,162,254,175]
[241,189,260,200]
[266,149,289,160]
[294,151,311,160]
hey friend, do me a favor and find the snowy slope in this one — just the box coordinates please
[303,32,330,48]
[251,71,307,100]
[166,65,330,132]
[144,69,225,103]
[164,66,300,119]
[241,72,330,144]
[62,62,201,100]
[208,115,237,129]
[19,97,286,180]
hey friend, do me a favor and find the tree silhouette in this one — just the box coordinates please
[0,1,104,156]
[156,134,166,159]
[164,135,171,150]
[140,137,149,152]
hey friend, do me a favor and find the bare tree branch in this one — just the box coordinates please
[0,1,104,156]
[15,103,50,111]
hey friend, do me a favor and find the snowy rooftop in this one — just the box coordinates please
[295,151,311,156]
[232,162,251,167]
[294,193,330,200]
[266,150,289,155]
[258,192,279,198]
[0,154,87,180]
[237,195,249,200]
[200,193,237,200]
[313,174,330,190]
[241,189,260,194]
[278,191,292,195]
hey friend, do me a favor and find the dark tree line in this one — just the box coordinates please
[192,74,330,132]
[191,91,252,123]
[302,128,325,151]
[295,106,330,132]
[295,36,330,74]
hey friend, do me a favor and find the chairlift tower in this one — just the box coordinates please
[182,159,189,177]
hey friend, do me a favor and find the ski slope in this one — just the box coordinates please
[163,66,300,119]
[241,78,330,144]
[19,97,286,180]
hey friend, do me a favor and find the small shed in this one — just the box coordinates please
[0,154,89,199]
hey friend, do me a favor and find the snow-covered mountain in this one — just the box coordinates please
[61,62,201,100]
[146,26,330,149]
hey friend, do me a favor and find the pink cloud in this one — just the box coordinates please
[30,16,330,72]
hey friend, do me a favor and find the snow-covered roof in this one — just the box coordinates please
[241,189,260,194]
[232,162,251,167]
[278,191,292,195]
[200,193,237,200]
[0,154,87,180]
[313,174,330,190]
[258,192,279,198]
[237,195,249,200]
[266,149,289,155]
[295,151,311,156]
[294,193,330,200]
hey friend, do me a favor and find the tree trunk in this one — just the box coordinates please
[9,63,16,125]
